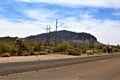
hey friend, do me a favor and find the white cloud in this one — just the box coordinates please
[0,19,47,38]
[90,20,120,45]
[24,9,57,22]
[18,0,120,9]
[1,17,120,45]
[59,14,120,45]
[0,7,120,45]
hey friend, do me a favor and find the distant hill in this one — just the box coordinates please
[25,30,99,44]
[0,36,18,42]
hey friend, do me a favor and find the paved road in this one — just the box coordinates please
[0,55,120,80]
[0,54,119,76]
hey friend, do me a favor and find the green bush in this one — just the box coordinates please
[34,42,42,51]
[54,41,71,52]
[0,42,13,54]
[15,39,30,56]
[10,47,17,56]
[67,48,81,56]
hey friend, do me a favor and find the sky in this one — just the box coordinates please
[0,0,120,45]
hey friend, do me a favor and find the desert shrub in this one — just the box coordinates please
[77,43,89,50]
[113,48,119,53]
[34,42,42,52]
[67,48,81,56]
[93,49,98,54]
[95,44,105,50]
[54,41,71,52]
[102,47,107,53]
[17,50,28,56]
[86,50,94,55]
[0,43,6,54]
[1,53,10,57]
[0,42,13,54]
[15,39,30,56]
[107,47,113,53]
[30,52,37,55]
[45,49,52,53]
[81,49,86,54]
[10,47,17,56]
[31,51,48,55]
[102,46,113,53]
[39,51,48,55]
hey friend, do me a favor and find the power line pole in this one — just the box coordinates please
[46,25,51,45]
[55,19,58,46]
[48,25,51,45]
[46,26,48,44]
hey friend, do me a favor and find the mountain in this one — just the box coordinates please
[0,36,18,41]
[25,30,99,44]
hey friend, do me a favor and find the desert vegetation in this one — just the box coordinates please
[0,37,119,57]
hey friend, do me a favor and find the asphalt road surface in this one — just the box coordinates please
[0,54,120,80]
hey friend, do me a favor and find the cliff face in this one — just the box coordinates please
[25,30,98,44]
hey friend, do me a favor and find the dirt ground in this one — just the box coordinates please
[0,54,79,63]
[0,53,118,63]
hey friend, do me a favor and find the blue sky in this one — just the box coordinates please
[0,0,120,45]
